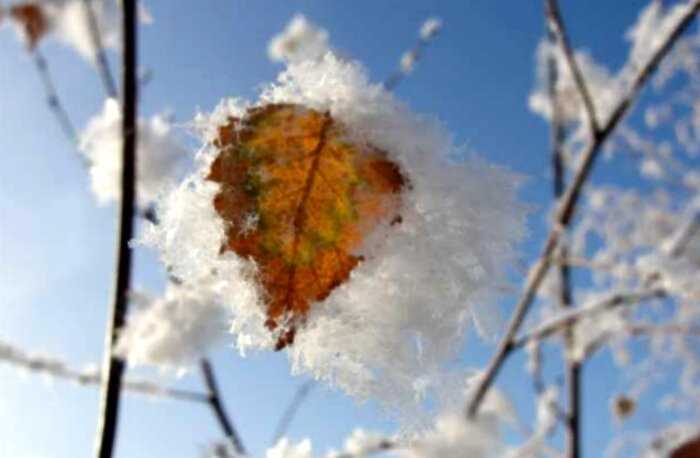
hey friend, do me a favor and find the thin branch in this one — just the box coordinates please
[0,338,209,403]
[200,359,247,456]
[330,439,397,458]
[384,19,442,90]
[465,0,699,419]
[545,0,600,134]
[547,16,580,458]
[82,0,118,98]
[513,288,667,350]
[93,1,138,457]
[271,380,315,445]
[31,49,82,152]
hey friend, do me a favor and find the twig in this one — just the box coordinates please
[271,380,315,445]
[81,0,118,97]
[31,49,82,151]
[0,338,209,403]
[465,0,699,419]
[200,359,247,456]
[512,288,667,350]
[545,0,600,134]
[546,14,580,458]
[384,18,442,90]
[93,1,138,457]
[330,439,396,458]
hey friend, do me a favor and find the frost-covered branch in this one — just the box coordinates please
[465,0,699,419]
[93,1,138,457]
[0,338,208,403]
[200,359,247,456]
[271,380,315,446]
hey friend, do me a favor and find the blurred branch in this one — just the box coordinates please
[82,0,118,97]
[465,0,699,419]
[0,338,209,403]
[384,18,442,90]
[546,12,580,457]
[200,359,247,456]
[93,1,138,457]
[31,49,83,155]
[271,380,315,445]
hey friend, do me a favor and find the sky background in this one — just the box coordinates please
[0,1,689,457]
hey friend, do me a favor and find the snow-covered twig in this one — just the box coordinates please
[0,338,208,403]
[329,438,396,458]
[93,1,138,457]
[465,0,699,419]
[200,359,247,456]
[384,17,442,90]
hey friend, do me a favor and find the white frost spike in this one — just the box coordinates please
[115,284,229,370]
[268,14,330,64]
[146,53,527,421]
[79,98,188,208]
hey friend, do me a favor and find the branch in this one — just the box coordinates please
[465,0,699,419]
[512,288,667,349]
[0,338,209,403]
[384,18,442,91]
[93,1,138,457]
[81,0,118,98]
[200,359,247,456]
[271,380,315,446]
[545,0,600,134]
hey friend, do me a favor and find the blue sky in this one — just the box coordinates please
[0,0,685,457]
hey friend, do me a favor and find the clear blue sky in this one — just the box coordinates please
[0,1,684,457]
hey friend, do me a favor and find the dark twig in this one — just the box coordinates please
[200,359,247,456]
[546,18,581,458]
[465,0,699,419]
[93,1,138,457]
[271,380,315,445]
[82,0,118,98]
[545,0,600,134]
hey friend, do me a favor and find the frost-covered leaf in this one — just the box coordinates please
[208,103,406,349]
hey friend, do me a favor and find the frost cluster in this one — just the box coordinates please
[268,15,330,64]
[145,52,527,418]
[419,17,442,41]
[115,283,229,370]
[266,438,312,458]
[79,98,188,208]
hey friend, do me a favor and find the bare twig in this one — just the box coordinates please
[82,0,118,98]
[270,380,315,445]
[465,0,699,419]
[93,1,138,457]
[200,359,247,456]
[545,0,600,134]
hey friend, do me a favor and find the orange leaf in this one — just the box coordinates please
[207,104,406,350]
[10,3,48,50]
[671,435,700,458]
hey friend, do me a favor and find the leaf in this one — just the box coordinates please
[9,3,48,50]
[207,104,406,350]
[671,435,700,458]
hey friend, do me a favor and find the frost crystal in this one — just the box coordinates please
[267,438,313,458]
[419,17,442,40]
[146,53,527,418]
[79,98,188,208]
[268,14,330,64]
[115,284,229,370]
